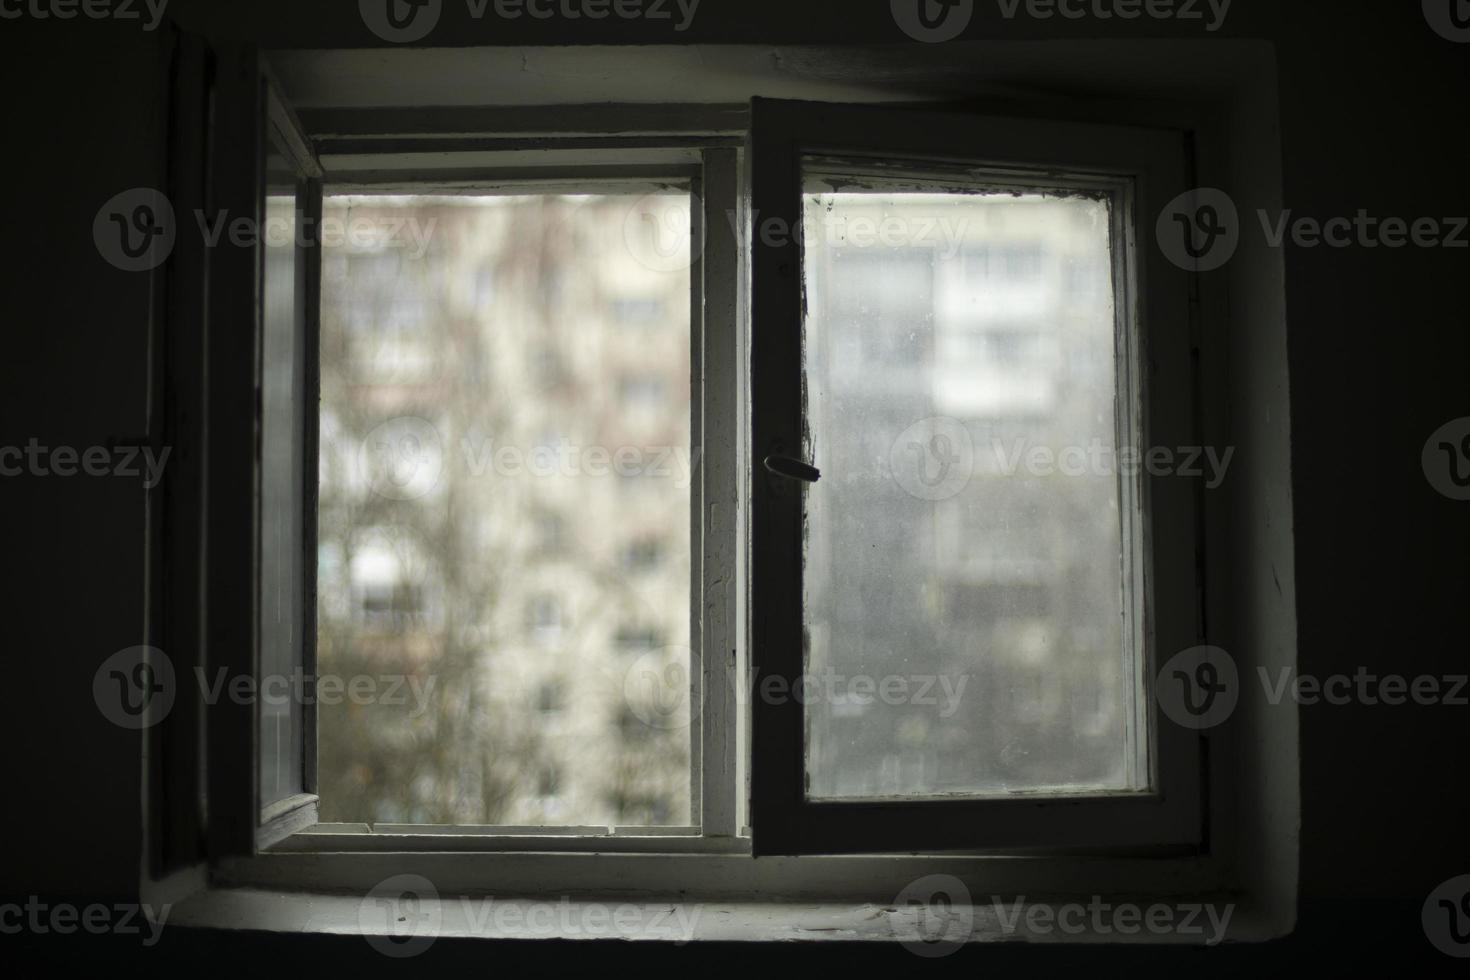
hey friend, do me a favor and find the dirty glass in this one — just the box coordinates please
[801,178,1145,800]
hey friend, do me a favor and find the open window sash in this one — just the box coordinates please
[746,98,1203,856]
[205,45,324,858]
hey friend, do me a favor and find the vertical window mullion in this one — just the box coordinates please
[697,148,742,839]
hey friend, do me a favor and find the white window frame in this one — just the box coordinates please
[745,98,1201,856]
[165,50,1290,929]
[259,139,750,853]
[226,104,1205,861]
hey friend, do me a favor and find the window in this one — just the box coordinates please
[535,680,566,715]
[615,626,664,654]
[203,69,1206,873]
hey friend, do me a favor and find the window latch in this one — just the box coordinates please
[763,454,821,484]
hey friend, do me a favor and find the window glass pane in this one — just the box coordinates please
[316,193,692,827]
[801,176,1144,801]
[259,143,305,809]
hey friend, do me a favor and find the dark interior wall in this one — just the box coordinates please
[1269,4,1470,905]
[2,0,1467,967]
[2,23,165,901]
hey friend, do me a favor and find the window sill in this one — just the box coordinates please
[169,886,1277,945]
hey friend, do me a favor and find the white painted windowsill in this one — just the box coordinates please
[169,887,1271,945]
